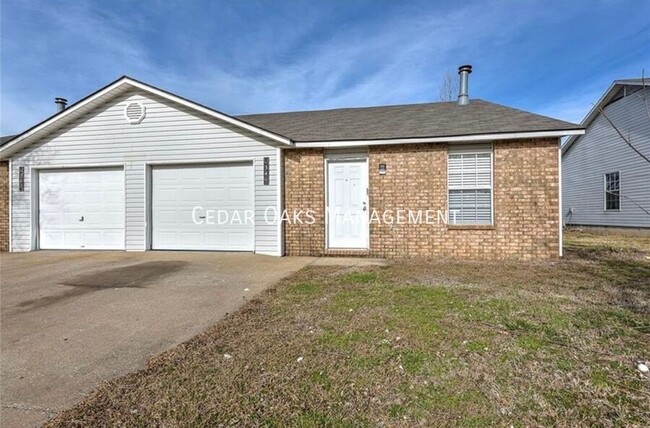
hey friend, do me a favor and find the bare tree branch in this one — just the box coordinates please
[437,70,457,102]
[596,104,650,164]
[607,190,650,216]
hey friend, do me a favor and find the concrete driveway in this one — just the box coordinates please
[0,251,315,427]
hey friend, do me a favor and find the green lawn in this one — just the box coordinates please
[48,232,650,427]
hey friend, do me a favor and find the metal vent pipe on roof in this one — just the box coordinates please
[55,97,68,112]
[457,65,472,105]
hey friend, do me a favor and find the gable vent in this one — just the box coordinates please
[124,102,146,124]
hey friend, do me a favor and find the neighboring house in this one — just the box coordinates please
[562,79,650,233]
[0,135,15,251]
[0,67,584,259]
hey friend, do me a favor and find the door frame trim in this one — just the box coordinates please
[33,164,127,250]
[324,155,370,250]
[146,159,256,252]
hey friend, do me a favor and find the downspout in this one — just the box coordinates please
[8,158,11,252]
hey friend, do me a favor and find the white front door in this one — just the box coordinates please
[151,163,254,251]
[39,168,125,250]
[327,159,368,249]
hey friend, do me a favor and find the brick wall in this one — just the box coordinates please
[283,138,560,260]
[283,149,326,255]
[0,161,9,251]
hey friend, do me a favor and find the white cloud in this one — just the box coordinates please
[152,1,538,115]
[1,0,646,134]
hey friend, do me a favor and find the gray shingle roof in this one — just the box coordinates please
[238,99,582,143]
[0,135,16,147]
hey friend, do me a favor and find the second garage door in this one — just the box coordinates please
[151,163,255,251]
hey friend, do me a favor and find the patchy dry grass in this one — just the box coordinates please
[47,232,650,427]
[564,229,650,254]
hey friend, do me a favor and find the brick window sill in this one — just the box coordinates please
[447,224,496,231]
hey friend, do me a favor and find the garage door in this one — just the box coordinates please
[39,168,125,250]
[151,163,254,251]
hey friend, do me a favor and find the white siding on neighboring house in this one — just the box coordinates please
[10,89,282,254]
[562,86,650,228]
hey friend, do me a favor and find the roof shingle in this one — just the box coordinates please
[238,99,582,143]
[0,135,16,147]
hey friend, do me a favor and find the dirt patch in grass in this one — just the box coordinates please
[46,234,650,427]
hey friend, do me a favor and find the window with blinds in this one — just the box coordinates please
[448,145,493,225]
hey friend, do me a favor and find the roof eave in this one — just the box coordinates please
[563,79,648,155]
[292,129,585,148]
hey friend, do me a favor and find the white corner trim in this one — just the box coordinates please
[7,158,12,252]
[558,141,563,257]
[276,147,284,256]
[293,129,585,148]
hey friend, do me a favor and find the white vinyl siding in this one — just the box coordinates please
[562,86,650,228]
[448,144,493,225]
[10,89,282,254]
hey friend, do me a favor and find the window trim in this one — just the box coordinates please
[447,143,494,226]
[603,171,622,212]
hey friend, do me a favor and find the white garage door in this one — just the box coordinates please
[39,168,125,250]
[151,163,254,251]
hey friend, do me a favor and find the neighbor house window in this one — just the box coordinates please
[604,171,620,211]
[448,145,492,225]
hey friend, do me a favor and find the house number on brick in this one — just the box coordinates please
[263,157,270,185]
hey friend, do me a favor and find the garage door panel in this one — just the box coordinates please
[226,231,255,249]
[102,190,123,203]
[39,168,125,250]
[179,232,202,246]
[152,163,254,251]
[156,232,178,246]
[204,231,227,246]
[156,188,177,202]
[181,188,203,201]
[81,231,123,249]
[64,232,83,247]
[158,210,178,224]
[205,187,226,202]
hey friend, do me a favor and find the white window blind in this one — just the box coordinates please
[448,145,492,225]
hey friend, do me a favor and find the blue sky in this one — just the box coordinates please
[1,0,649,135]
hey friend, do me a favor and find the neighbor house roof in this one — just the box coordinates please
[239,100,583,145]
[562,78,648,155]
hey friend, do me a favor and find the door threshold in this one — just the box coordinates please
[324,248,370,257]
